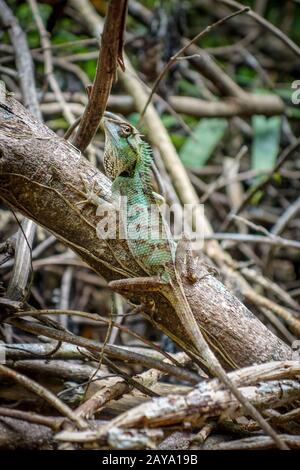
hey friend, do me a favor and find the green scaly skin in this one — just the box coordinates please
[102,114,287,450]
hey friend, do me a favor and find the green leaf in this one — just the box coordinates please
[179,118,228,168]
[235,66,256,86]
[128,113,142,127]
[251,115,281,181]
[46,118,68,130]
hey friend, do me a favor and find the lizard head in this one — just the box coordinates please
[102,114,143,180]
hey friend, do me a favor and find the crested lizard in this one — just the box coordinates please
[101,113,287,450]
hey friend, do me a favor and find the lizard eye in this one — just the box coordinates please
[119,125,132,138]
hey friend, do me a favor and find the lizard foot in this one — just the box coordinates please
[109,277,162,316]
[175,233,198,284]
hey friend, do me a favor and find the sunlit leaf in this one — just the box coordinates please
[251,115,281,182]
[179,118,228,168]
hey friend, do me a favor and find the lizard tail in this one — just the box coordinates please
[166,283,289,451]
